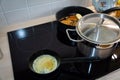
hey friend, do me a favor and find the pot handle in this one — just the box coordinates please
[66,29,84,42]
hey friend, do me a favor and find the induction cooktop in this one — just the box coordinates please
[7,21,120,80]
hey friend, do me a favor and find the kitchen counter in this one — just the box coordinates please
[0,6,120,80]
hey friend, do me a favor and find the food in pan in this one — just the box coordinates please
[115,11,120,18]
[108,12,120,18]
[32,54,58,74]
[115,0,120,18]
[59,13,82,26]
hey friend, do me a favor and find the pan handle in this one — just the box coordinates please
[66,29,84,42]
[61,57,101,64]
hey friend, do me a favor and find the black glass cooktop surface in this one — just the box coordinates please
[7,21,120,80]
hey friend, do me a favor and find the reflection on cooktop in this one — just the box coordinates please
[7,21,120,80]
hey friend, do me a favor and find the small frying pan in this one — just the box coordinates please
[102,7,120,20]
[29,49,100,76]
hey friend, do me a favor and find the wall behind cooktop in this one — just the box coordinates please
[0,0,92,28]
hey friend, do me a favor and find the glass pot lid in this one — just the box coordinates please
[76,13,120,45]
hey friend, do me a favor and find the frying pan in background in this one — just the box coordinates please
[56,6,94,46]
[102,7,120,20]
[28,49,100,77]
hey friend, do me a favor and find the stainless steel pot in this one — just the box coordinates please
[77,41,117,59]
[66,13,120,59]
